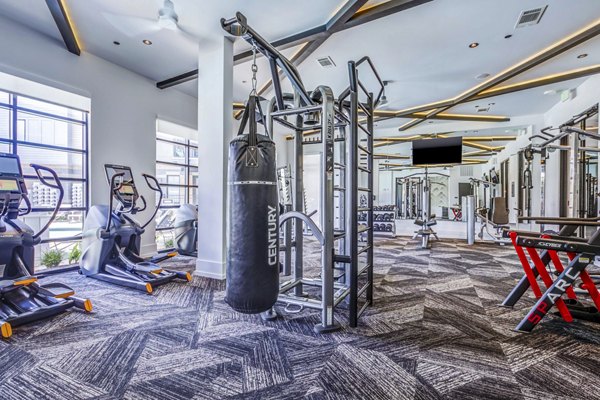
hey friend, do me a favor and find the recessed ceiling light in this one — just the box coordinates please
[113,41,121,46]
[544,89,557,96]
[488,103,495,106]
[504,34,513,39]
[469,42,479,48]
[476,73,490,80]
[428,121,434,124]
[577,53,588,59]
[142,39,153,45]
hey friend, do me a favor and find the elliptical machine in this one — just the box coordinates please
[174,204,197,257]
[79,164,191,293]
[0,153,92,338]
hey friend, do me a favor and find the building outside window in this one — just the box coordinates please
[0,90,89,270]
[155,131,198,249]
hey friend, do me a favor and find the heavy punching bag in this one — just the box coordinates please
[225,95,279,314]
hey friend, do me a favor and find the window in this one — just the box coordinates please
[155,132,197,250]
[0,90,89,270]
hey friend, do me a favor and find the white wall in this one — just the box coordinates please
[0,16,198,255]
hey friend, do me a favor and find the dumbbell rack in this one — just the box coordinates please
[370,205,396,238]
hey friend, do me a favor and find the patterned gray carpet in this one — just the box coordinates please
[2,237,600,399]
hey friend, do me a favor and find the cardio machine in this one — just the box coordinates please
[0,153,92,338]
[174,204,197,257]
[79,164,191,293]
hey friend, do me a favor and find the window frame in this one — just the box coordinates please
[156,134,197,231]
[0,92,89,248]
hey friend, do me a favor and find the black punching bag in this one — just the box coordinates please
[225,95,279,314]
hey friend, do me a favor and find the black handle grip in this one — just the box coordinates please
[30,164,62,190]
[106,172,125,232]
[136,195,147,213]
[142,173,161,193]
[30,164,64,240]
[140,173,162,230]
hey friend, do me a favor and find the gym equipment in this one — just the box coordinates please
[413,169,439,249]
[222,12,382,331]
[516,146,535,219]
[469,178,510,243]
[225,93,280,314]
[79,164,191,293]
[0,153,92,338]
[174,204,197,257]
[503,216,600,332]
[530,105,600,226]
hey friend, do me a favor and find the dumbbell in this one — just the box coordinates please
[386,224,393,232]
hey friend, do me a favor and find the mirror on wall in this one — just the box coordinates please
[377,125,533,233]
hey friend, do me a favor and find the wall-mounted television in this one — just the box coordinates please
[412,137,463,166]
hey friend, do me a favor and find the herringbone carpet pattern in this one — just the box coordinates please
[2,237,600,399]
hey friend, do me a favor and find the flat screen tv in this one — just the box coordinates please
[412,137,463,166]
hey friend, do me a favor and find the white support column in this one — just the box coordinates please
[196,36,233,279]
[373,160,380,205]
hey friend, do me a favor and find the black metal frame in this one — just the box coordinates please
[157,0,431,89]
[156,134,198,231]
[223,13,383,331]
[0,90,89,271]
[45,0,81,56]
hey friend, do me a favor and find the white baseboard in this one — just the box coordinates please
[195,258,226,280]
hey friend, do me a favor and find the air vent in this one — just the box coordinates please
[317,56,336,68]
[515,6,547,28]
[460,165,474,176]
[477,107,490,113]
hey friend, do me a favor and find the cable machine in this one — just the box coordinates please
[530,105,600,233]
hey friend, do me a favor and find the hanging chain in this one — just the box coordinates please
[250,45,258,95]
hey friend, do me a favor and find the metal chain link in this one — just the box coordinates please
[250,45,258,95]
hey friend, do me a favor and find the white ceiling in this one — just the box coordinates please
[1,0,600,136]
[0,0,345,97]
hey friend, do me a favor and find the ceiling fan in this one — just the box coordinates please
[103,0,198,44]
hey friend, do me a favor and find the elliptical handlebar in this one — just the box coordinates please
[106,172,125,233]
[30,164,64,240]
[140,173,161,230]
[18,194,32,217]
[136,195,147,213]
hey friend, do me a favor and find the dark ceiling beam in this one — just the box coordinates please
[398,19,600,130]
[45,0,80,56]
[156,69,199,90]
[345,0,432,29]
[234,0,433,65]
[253,0,370,97]
[158,0,432,89]
[233,26,328,64]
